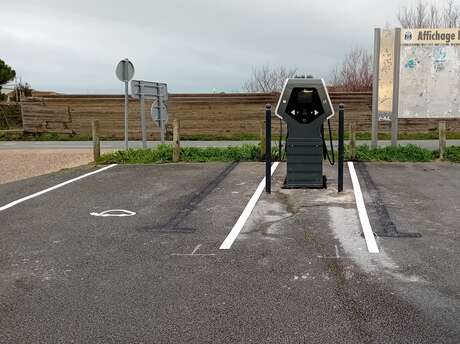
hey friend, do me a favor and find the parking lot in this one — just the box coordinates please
[0,161,459,343]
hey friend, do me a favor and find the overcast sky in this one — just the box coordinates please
[1,0,414,93]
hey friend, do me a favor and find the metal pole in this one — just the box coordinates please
[391,28,401,147]
[160,117,165,144]
[124,80,129,150]
[140,84,147,149]
[338,104,345,193]
[158,87,165,144]
[371,28,381,149]
[265,104,272,194]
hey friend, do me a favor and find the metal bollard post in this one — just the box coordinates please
[338,104,345,192]
[265,104,272,194]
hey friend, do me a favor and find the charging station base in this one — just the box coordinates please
[282,175,327,189]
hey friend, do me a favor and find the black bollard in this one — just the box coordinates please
[338,104,345,192]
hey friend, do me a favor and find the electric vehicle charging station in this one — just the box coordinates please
[275,78,335,188]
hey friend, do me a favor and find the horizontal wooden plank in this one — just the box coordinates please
[21,91,460,138]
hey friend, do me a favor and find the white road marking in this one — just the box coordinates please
[347,162,379,253]
[0,164,117,212]
[219,162,280,250]
[191,244,202,254]
[90,209,136,217]
[171,244,216,256]
[317,256,356,259]
[171,253,216,256]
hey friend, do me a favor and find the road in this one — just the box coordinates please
[0,162,458,343]
[0,139,459,150]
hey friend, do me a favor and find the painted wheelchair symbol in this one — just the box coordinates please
[90,209,136,217]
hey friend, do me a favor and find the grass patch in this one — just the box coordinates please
[354,144,435,162]
[97,145,174,164]
[96,144,265,164]
[180,145,260,162]
[180,133,260,141]
[96,143,460,164]
[445,146,460,162]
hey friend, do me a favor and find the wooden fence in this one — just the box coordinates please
[21,92,460,139]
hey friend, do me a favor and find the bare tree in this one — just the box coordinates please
[428,4,440,27]
[329,47,373,92]
[398,0,460,28]
[443,0,460,26]
[243,65,297,93]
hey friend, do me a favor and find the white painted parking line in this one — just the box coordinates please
[0,164,117,212]
[347,162,379,254]
[220,162,280,250]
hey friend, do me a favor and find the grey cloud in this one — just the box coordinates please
[1,0,410,93]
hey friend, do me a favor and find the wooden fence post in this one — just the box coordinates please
[173,119,180,162]
[260,120,266,158]
[439,121,447,160]
[92,119,100,161]
[349,122,356,160]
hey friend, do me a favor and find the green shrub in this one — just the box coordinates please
[445,146,460,162]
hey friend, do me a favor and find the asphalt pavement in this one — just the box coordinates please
[0,162,458,343]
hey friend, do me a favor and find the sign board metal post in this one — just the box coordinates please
[132,80,168,143]
[160,116,165,144]
[391,28,401,147]
[157,84,168,144]
[124,81,129,149]
[157,88,165,145]
[139,83,147,149]
[371,28,381,148]
[115,59,135,150]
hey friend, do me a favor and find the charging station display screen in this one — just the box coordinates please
[286,88,324,124]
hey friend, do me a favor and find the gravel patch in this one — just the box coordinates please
[0,149,112,184]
